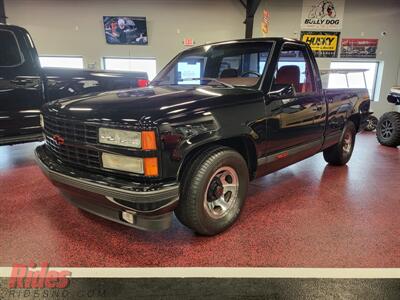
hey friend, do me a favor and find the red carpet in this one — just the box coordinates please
[0,132,399,267]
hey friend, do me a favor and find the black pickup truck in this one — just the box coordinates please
[35,38,370,235]
[0,24,148,146]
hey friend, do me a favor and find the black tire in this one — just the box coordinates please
[376,112,400,147]
[175,146,249,236]
[365,115,378,131]
[323,121,356,166]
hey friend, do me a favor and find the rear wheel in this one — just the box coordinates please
[175,146,249,236]
[323,121,356,166]
[376,112,400,147]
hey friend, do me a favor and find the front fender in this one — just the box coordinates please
[158,100,266,179]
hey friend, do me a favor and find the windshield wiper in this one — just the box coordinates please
[178,77,234,88]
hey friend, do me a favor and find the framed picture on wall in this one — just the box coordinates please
[103,16,148,45]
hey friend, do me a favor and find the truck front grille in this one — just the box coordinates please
[43,115,101,170]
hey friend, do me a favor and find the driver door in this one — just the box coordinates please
[262,43,325,169]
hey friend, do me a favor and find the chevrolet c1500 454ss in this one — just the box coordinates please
[36,38,370,235]
[0,24,148,146]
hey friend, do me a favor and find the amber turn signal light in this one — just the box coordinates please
[141,131,157,150]
[144,157,158,176]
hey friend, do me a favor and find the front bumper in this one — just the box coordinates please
[35,145,180,231]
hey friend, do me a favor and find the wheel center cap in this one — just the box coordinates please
[214,185,224,198]
[207,178,224,201]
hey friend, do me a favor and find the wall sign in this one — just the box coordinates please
[261,9,270,36]
[300,31,340,58]
[301,0,345,30]
[183,38,195,46]
[340,38,378,58]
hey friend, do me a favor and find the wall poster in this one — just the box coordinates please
[300,31,340,58]
[340,38,378,58]
[103,16,148,45]
[301,0,346,30]
[261,9,270,36]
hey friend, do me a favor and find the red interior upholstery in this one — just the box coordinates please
[300,69,313,93]
[275,65,300,92]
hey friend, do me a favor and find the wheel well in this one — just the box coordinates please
[349,114,360,131]
[178,136,257,181]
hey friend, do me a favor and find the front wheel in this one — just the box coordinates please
[175,146,249,236]
[323,121,356,166]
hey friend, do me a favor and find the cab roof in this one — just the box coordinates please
[181,37,308,52]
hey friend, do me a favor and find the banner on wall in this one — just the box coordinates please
[300,31,340,58]
[261,9,270,36]
[301,0,345,30]
[340,38,378,58]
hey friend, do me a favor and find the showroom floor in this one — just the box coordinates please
[0,132,399,268]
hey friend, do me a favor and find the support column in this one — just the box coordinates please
[0,0,6,24]
[240,0,261,38]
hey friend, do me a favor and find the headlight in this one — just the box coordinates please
[99,128,141,148]
[102,153,144,174]
[40,114,44,129]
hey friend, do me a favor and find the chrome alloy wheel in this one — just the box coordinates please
[381,120,394,139]
[204,166,239,219]
[343,132,353,153]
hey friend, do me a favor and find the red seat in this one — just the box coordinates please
[275,65,300,92]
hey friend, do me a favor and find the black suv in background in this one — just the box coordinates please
[0,24,148,146]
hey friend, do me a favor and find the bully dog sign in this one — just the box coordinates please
[301,0,345,29]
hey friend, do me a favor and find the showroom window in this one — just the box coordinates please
[103,57,157,80]
[328,61,379,100]
[0,29,24,67]
[177,59,204,85]
[39,56,84,69]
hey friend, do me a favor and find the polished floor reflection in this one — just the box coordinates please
[0,132,399,267]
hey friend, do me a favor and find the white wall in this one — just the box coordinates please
[5,0,400,116]
[4,0,245,71]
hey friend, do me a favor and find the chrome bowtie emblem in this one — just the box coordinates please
[53,134,65,145]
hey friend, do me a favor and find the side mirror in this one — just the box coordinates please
[267,84,296,100]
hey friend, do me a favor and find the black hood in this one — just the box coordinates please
[43,86,263,126]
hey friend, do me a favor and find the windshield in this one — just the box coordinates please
[152,41,273,88]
